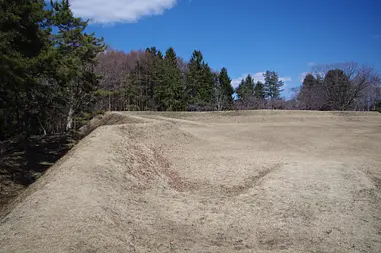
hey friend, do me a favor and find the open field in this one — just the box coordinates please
[1,110,381,253]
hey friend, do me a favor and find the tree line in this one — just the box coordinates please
[235,71,284,109]
[1,1,381,143]
[94,48,235,112]
[94,48,292,113]
[95,50,381,113]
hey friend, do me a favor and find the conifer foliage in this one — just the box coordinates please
[0,0,105,140]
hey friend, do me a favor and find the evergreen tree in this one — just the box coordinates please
[263,71,284,100]
[146,47,158,56]
[254,81,265,99]
[0,0,52,139]
[236,75,255,109]
[201,63,215,107]
[218,67,234,109]
[155,47,186,111]
[186,50,214,110]
[146,47,165,110]
[236,75,255,101]
[50,0,105,130]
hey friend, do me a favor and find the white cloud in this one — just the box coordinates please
[231,72,292,88]
[299,71,327,82]
[231,77,242,88]
[280,76,292,83]
[68,0,178,24]
[307,62,316,67]
[299,72,309,82]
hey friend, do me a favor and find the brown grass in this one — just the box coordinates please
[1,110,381,253]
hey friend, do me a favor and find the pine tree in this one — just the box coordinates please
[236,75,255,101]
[218,67,234,109]
[50,0,105,130]
[200,63,215,108]
[254,81,265,99]
[235,75,256,109]
[186,50,214,110]
[154,47,186,111]
[263,71,284,100]
[146,48,166,110]
[0,0,52,139]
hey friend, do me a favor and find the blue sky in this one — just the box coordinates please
[71,0,381,97]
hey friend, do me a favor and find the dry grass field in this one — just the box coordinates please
[1,110,380,252]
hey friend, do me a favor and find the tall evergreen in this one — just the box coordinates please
[50,0,105,130]
[155,47,186,111]
[254,81,265,99]
[235,74,256,108]
[218,67,234,109]
[236,74,255,101]
[146,47,165,110]
[186,50,214,109]
[0,0,52,139]
[263,71,284,100]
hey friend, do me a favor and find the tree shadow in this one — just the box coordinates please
[0,133,77,211]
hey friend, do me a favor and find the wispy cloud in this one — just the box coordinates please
[280,76,292,83]
[307,62,316,67]
[231,72,292,88]
[68,0,178,24]
[299,71,328,83]
[373,34,381,39]
[299,72,309,82]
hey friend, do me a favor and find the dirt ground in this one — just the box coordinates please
[1,110,380,253]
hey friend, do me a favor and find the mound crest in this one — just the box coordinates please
[0,113,197,252]
[1,111,380,253]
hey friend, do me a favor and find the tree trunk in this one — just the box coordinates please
[38,116,47,136]
[108,92,111,111]
[66,106,74,131]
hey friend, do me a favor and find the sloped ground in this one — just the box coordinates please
[1,111,380,253]
[0,133,76,214]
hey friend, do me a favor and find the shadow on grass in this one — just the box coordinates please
[0,134,77,212]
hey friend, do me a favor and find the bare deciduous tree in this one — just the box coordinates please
[94,49,148,111]
[310,62,380,110]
